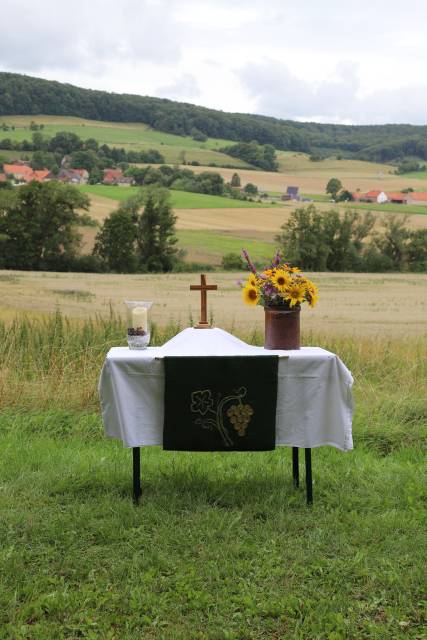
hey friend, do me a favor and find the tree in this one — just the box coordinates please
[275,204,375,272]
[326,178,343,200]
[230,172,241,187]
[93,207,138,273]
[406,229,427,272]
[137,188,179,272]
[243,182,258,196]
[373,215,410,271]
[0,181,89,270]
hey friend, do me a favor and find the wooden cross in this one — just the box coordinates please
[190,274,218,329]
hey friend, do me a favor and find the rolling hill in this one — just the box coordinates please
[1,72,427,162]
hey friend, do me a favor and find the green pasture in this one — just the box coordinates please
[343,201,427,216]
[0,115,250,167]
[401,170,427,180]
[79,184,278,209]
[0,314,425,638]
[176,230,274,264]
[302,193,331,202]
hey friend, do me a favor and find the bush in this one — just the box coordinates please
[221,253,245,270]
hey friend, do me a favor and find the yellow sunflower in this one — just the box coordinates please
[271,268,291,292]
[306,282,319,308]
[283,282,307,307]
[242,285,260,306]
[246,274,258,287]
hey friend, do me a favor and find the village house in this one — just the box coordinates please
[0,172,8,183]
[406,191,427,205]
[58,168,89,184]
[281,186,300,201]
[103,168,133,186]
[353,189,427,205]
[3,163,51,183]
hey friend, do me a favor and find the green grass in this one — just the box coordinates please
[343,201,427,216]
[400,170,427,180]
[79,184,278,209]
[176,230,274,264]
[302,193,331,202]
[0,314,426,638]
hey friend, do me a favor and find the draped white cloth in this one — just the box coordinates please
[99,328,354,451]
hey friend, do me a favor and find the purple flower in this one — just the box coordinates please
[242,248,257,274]
[273,249,281,266]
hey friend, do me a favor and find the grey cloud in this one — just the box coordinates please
[239,60,427,124]
[0,0,182,73]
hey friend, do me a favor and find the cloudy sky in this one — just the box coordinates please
[1,0,427,125]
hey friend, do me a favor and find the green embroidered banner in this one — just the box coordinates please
[163,356,278,451]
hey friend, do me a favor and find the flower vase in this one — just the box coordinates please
[264,306,300,350]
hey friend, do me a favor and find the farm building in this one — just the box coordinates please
[406,192,427,205]
[281,186,300,201]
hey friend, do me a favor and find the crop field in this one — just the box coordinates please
[1,270,426,337]
[0,115,250,166]
[184,160,427,196]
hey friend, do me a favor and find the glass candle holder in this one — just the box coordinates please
[124,301,153,349]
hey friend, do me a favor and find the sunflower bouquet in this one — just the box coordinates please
[241,249,319,309]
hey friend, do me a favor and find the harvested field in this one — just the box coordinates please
[1,270,426,337]
[182,160,427,195]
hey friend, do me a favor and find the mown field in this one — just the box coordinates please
[0,115,251,167]
[0,307,425,638]
[1,270,426,337]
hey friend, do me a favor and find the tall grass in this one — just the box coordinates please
[0,312,425,452]
[0,313,426,638]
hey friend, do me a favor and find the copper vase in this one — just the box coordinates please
[264,306,300,350]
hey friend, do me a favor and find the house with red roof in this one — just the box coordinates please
[406,192,427,205]
[3,163,51,183]
[387,192,408,204]
[103,168,133,186]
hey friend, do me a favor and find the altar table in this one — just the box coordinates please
[99,328,354,504]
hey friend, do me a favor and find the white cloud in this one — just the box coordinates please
[0,0,427,124]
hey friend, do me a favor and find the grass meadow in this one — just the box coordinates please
[0,115,250,167]
[0,309,426,639]
[78,185,277,209]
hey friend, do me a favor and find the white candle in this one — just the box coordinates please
[132,306,148,331]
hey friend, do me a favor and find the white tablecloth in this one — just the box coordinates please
[99,328,354,451]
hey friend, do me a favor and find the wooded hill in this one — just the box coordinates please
[1,72,427,162]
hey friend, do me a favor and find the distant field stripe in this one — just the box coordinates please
[79,185,279,209]
[342,201,427,215]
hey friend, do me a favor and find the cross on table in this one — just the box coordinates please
[190,274,218,329]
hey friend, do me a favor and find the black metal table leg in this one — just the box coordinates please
[305,448,313,505]
[132,447,142,504]
[292,447,299,488]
